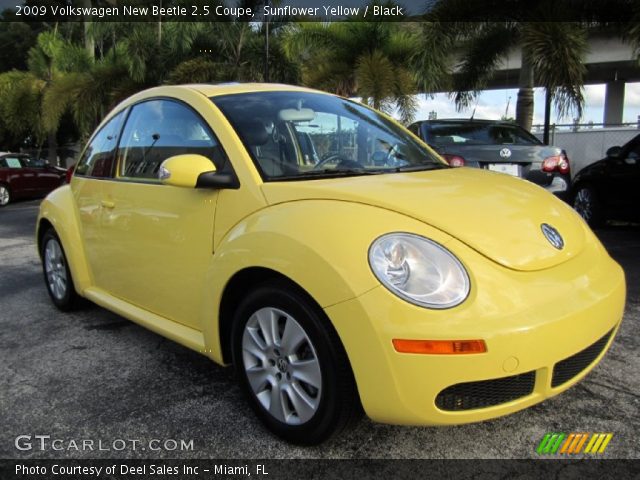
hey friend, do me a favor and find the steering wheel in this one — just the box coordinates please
[313,154,362,170]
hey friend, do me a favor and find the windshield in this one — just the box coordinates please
[425,122,542,147]
[212,91,446,180]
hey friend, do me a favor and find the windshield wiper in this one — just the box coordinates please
[273,165,445,181]
[390,164,446,172]
[277,168,385,180]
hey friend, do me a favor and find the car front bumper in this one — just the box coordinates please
[324,236,625,426]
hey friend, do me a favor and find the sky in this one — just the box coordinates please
[412,83,640,127]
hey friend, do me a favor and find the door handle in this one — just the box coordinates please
[101,200,115,209]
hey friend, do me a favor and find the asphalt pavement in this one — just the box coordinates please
[1,198,638,460]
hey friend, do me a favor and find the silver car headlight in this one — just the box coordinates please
[368,233,470,309]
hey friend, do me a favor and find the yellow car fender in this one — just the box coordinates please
[37,185,93,294]
[201,198,454,363]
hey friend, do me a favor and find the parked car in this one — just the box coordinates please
[571,134,640,227]
[0,153,66,207]
[37,84,624,444]
[408,119,571,199]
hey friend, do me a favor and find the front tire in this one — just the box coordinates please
[573,185,604,228]
[41,229,79,311]
[231,280,359,444]
[0,184,10,206]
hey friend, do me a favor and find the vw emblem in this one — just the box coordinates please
[499,148,512,159]
[541,223,564,250]
[276,357,288,373]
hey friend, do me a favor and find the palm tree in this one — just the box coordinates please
[0,30,94,162]
[167,21,298,85]
[416,1,589,131]
[283,19,419,123]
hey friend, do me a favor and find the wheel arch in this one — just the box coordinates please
[37,186,93,294]
[36,218,54,256]
[218,267,284,364]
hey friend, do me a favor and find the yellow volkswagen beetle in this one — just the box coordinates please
[37,84,625,444]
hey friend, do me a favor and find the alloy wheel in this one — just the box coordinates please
[0,185,9,206]
[241,307,322,425]
[573,188,593,222]
[44,238,68,301]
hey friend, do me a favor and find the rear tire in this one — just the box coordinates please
[41,229,79,311]
[231,279,360,444]
[572,185,604,228]
[0,184,10,206]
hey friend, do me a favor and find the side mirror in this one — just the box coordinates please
[159,154,238,189]
[606,146,622,158]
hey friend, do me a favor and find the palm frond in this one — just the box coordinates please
[167,58,220,84]
[522,22,587,119]
[163,22,206,55]
[0,70,45,141]
[452,23,519,110]
[357,50,395,110]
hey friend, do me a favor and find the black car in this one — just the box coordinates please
[408,119,571,199]
[571,134,640,227]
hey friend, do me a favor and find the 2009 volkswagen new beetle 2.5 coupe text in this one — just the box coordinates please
[37,84,625,444]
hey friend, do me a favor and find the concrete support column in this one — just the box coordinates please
[604,81,625,126]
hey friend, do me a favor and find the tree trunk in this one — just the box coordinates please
[516,50,534,131]
[47,131,58,166]
[81,1,94,60]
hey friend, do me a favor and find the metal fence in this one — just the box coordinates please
[532,122,639,176]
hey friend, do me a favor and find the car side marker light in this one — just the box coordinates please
[392,339,487,354]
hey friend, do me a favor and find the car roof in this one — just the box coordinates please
[101,83,344,133]
[0,152,28,157]
[161,83,318,98]
[197,83,318,97]
[107,82,328,117]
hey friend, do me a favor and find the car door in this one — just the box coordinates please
[96,98,226,331]
[73,109,127,282]
[3,156,32,197]
[25,158,62,193]
[613,139,640,219]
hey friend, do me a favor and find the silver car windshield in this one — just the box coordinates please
[212,91,446,180]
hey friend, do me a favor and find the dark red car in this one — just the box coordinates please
[0,152,66,207]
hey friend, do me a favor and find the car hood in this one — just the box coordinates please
[261,167,585,272]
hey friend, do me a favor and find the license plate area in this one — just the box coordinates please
[487,163,521,177]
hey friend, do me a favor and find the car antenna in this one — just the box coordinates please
[470,105,477,121]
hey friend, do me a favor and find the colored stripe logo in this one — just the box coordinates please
[537,433,613,454]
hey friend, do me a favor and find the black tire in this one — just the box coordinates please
[41,229,79,311]
[231,279,360,444]
[0,183,10,207]
[572,184,604,228]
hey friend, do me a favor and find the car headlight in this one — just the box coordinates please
[368,233,470,309]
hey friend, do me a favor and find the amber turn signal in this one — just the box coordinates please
[392,339,487,354]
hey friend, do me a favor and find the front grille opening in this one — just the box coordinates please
[551,329,613,388]
[435,371,536,411]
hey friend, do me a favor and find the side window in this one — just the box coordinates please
[4,157,24,168]
[117,99,226,181]
[75,110,125,178]
[627,143,640,163]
